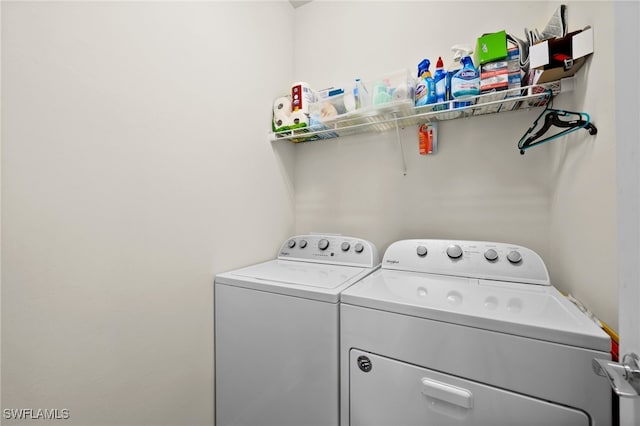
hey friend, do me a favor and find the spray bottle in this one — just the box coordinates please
[451,55,480,108]
[415,59,436,106]
[445,45,473,106]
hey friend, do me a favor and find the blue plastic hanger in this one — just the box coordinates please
[518,91,597,155]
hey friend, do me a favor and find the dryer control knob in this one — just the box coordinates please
[318,239,329,251]
[447,245,463,259]
[354,243,364,253]
[484,249,498,262]
[416,246,428,257]
[299,240,308,249]
[341,242,351,252]
[287,239,296,249]
[507,250,522,264]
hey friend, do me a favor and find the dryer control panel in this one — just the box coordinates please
[278,235,380,268]
[382,239,549,285]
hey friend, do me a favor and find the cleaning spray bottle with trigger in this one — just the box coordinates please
[446,45,473,106]
[451,55,480,108]
[415,59,436,107]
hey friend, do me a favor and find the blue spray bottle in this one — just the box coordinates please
[445,45,473,105]
[451,55,480,108]
[415,59,436,106]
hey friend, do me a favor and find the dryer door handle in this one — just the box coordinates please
[421,377,473,408]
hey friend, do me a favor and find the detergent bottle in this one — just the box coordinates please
[415,59,436,106]
[445,45,473,105]
[451,55,480,108]
[433,57,447,110]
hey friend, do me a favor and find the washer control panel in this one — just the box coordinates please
[278,235,379,267]
[382,239,549,285]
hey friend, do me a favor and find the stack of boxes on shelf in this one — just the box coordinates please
[503,44,523,110]
[480,61,508,94]
[476,30,522,113]
[478,38,522,95]
[507,46,522,92]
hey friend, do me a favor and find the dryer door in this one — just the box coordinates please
[349,350,590,426]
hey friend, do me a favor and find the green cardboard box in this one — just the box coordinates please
[476,30,508,65]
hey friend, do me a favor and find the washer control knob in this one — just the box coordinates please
[354,243,364,253]
[416,246,428,257]
[318,239,329,251]
[287,239,296,249]
[446,245,463,259]
[299,240,308,249]
[507,250,522,264]
[484,249,498,262]
[341,242,351,252]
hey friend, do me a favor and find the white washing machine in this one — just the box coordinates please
[340,239,612,426]
[215,234,380,426]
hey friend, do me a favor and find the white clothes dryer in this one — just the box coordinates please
[215,234,379,426]
[340,239,612,426]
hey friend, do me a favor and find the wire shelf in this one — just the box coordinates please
[270,81,563,143]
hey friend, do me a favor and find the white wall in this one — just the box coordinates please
[292,1,554,254]
[291,1,618,330]
[1,2,294,425]
[548,0,618,333]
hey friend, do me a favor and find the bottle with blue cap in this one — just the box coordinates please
[415,59,436,106]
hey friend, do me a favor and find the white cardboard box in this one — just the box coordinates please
[529,27,594,84]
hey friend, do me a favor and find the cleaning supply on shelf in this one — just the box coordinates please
[480,60,509,94]
[310,87,349,121]
[415,59,436,107]
[353,78,369,109]
[373,81,392,105]
[451,55,480,108]
[445,45,473,104]
[415,60,428,106]
[353,78,361,109]
[391,86,409,101]
[433,57,447,110]
[418,123,438,155]
[418,124,431,155]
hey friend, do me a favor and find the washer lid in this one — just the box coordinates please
[215,260,376,302]
[341,269,610,351]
